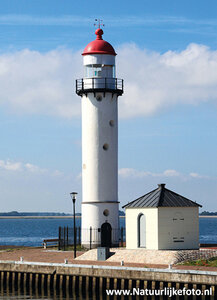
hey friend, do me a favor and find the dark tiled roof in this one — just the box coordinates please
[122,184,202,208]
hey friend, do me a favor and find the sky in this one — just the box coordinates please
[0,0,217,213]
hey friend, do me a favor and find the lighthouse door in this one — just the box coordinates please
[101,223,112,247]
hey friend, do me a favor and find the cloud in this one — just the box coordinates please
[118,168,213,180]
[118,168,150,178]
[163,169,180,177]
[0,48,82,118]
[118,43,217,118]
[0,15,92,26]
[24,163,46,173]
[0,160,22,171]
[1,43,217,118]
[1,14,217,28]
[189,172,210,179]
[0,159,62,176]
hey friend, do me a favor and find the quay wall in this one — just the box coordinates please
[0,261,217,295]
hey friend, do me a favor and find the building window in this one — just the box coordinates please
[172,212,185,242]
[173,237,184,242]
[138,214,146,248]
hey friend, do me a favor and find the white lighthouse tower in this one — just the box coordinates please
[76,25,123,248]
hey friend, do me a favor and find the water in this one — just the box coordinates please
[0,217,216,299]
[0,291,154,300]
[0,218,82,247]
[0,291,96,300]
[0,217,216,247]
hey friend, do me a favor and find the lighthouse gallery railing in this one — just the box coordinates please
[76,77,124,96]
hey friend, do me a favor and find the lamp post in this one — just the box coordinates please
[70,192,77,259]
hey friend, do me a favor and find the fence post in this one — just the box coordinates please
[121,227,123,247]
[66,226,69,248]
[58,227,61,250]
[90,226,92,250]
[64,227,66,251]
[75,227,77,246]
[78,227,81,245]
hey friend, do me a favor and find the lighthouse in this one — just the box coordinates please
[76,25,123,248]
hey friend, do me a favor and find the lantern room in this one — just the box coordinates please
[76,28,123,96]
[82,28,116,79]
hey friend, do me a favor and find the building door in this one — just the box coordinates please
[101,222,112,247]
[138,214,146,247]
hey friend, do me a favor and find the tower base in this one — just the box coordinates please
[81,202,119,247]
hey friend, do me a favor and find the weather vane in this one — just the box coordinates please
[94,19,105,29]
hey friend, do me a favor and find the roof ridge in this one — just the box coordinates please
[157,185,165,206]
[166,188,202,207]
[122,185,202,208]
[122,188,158,208]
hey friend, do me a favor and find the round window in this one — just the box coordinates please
[103,143,109,150]
[96,95,102,101]
[103,209,109,216]
[109,120,114,127]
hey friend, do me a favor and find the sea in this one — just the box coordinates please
[0,217,216,247]
[0,217,216,299]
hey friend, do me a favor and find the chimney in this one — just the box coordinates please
[158,183,166,189]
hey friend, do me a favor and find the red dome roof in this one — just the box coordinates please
[82,29,116,56]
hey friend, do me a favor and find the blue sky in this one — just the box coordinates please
[0,0,217,212]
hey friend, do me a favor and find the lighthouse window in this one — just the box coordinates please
[84,64,115,78]
[103,209,109,216]
[94,67,102,77]
[84,64,102,78]
[96,95,102,101]
[109,120,114,127]
[103,143,109,150]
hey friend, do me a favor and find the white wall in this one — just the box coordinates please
[158,207,199,250]
[82,202,119,246]
[81,92,118,203]
[125,208,158,249]
[81,91,119,246]
[83,54,115,67]
[125,207,199,250]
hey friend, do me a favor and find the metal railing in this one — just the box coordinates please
[58,226,125,250]
[76,78,124,95]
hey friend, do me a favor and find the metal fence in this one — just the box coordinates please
[76,78,124,95]
[58,226,125,250]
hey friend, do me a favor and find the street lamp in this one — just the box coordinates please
[70,192,78,259]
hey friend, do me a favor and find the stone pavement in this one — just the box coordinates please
[0,247,84,264]
[0,247,217,271]
[76,248,178,265]
[0,247,168,269]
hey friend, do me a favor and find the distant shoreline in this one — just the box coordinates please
[0,215,214,219]
[199,215,217,218]
[0,215,126,219]
[0,216,79,219]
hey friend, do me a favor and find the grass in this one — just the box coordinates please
[181,257,217,267]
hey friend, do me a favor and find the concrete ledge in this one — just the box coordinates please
[0,260,217,285]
